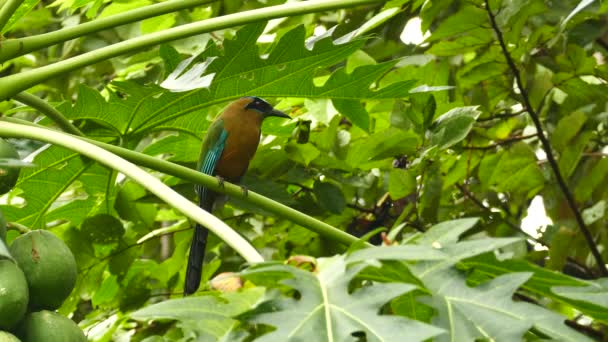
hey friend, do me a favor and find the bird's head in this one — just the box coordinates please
[238,96,290,120]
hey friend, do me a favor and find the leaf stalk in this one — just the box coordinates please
[0,121,264,264]
[0,0,383,101]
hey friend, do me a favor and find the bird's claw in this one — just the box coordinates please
[240,185,248,197]
[216,176,225,188]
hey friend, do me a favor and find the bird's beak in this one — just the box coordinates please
[267,108,291,119]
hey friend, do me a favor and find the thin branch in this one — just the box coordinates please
[455,183,544,246]
[595,38,608,52]
[463,133,538,150]
[476,109,526,122]
[457,186,596,278]
[347,203,375,214]
[484,0,608,276]
[13,92,84,136]
[0,121,264,264]
[583,152,608,158]
[2,117,364,249]
[564,319,605,340]
[0,0,23,33]
[0,0,217,63]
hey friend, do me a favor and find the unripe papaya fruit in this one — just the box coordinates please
[0,259,29,331]
[9,230,77,310]
[16,310,86,342]
[0,209,6,242]
[0,331,21,342]
[0,138,20,195]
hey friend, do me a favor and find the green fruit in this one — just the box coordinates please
[16,310,86,342]
[9,230,77,310]
[0,209,7,242]
[0,331,21,342]
[0,260,29,331]
[0,138,20,195]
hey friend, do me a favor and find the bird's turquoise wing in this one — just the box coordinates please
[196,118,229,209]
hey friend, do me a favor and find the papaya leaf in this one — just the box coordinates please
[460,253,608,323]
[241,257,444,342]
[553,278,608,311]
[424,270,592,341]
[59,23,421,139]
[0,146,115,228]
[130,288,264,339]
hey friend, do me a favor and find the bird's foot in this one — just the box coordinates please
[240,185,249,197]
[216,176,225,188]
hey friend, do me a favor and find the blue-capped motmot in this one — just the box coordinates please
[184,96,290,295]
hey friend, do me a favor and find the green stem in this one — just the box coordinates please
[0,0,382,101]
[0,120,264,263]
[7,221,31,234]
[14,92,84,136]
[0,0,23,33]
[0,0,215,63]
[1,117,361,247]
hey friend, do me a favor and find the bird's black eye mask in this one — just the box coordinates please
[244,96,273,114]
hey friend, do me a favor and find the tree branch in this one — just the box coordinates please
[463,133,538,150]
[476,109,526,122]
[1,117,364,249]
[13,92,84,136]
[484,0,607,276]
[455,183,544,246]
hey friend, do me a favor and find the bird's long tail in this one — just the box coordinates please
[184,187,215,295]
[184,222,209,295]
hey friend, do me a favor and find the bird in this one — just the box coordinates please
[184,96,290,295]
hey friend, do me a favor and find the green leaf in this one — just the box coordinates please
[332,99,369,132]
[1,146,115,228]
[560,0,595,30]
[553,278,608,310]
[143,133,200,163]
[242,258,444,341]
[430,106,481,149]
[460,253,608,323]
[141,13,176,34]
[427,5,488,42]
[60,23,417,139]
[582,200,605,225]
[419,162,442,222]
[131,288,264,338]
[1,0,41,34]
[313,181,346,214]
[389,169,416,200]
[412,238,522,280]
[159,44,182,75]
[347,245,447,263]
[575,157,608,201]
[80,214,125,244]
[478,143,544,197]
[558,131,592,178]
[425,270,592,341]
[285,142,320,166]
[551,111,588,152]
[416,218,480,245]
[347,128,420,169]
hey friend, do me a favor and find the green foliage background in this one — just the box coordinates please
[1,0,607,340]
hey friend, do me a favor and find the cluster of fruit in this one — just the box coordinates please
[0,139,86,341]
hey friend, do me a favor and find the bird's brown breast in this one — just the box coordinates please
[214,111,262,181]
